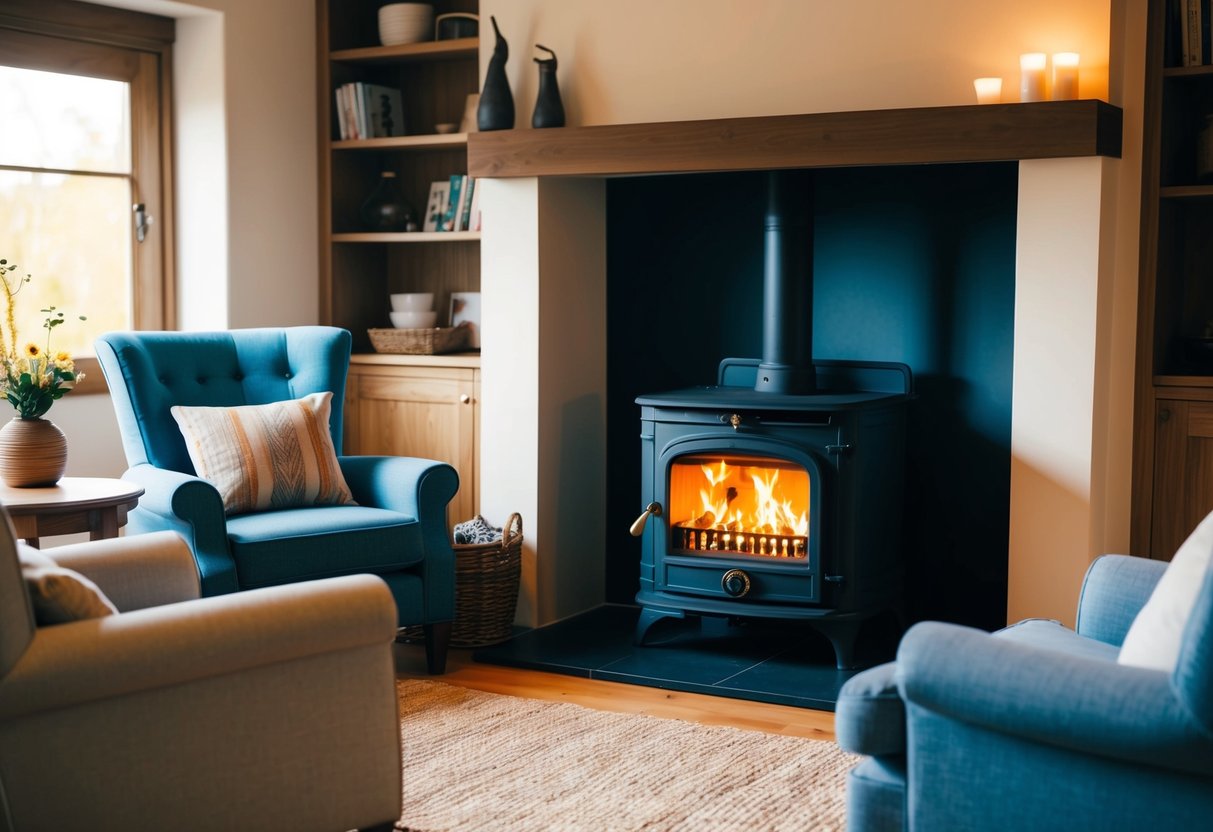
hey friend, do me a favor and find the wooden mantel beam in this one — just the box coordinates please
[468,100,1122,179]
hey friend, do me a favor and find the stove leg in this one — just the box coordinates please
[634,606,686,645]
[813,619,862,670]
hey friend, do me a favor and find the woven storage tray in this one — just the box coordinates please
[401,513,523,648]
[368,326,469,355]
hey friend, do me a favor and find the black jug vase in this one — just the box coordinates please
[531,44,565,128]
[477,16,514,131]
[360,171,416,232]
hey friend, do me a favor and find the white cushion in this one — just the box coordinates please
[1118,509,1213,671]
[171,392,356,515]
[20,548,118,625]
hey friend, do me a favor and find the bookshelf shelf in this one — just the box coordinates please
[331,37,478,65]
[333,231,480,243]
[333,133,468,151]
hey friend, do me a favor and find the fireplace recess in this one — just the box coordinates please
[630,170,911,669]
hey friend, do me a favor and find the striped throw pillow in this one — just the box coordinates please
[171,391,356,515]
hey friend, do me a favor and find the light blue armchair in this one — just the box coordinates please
[836,554,1213,831]
[96,326,458,673]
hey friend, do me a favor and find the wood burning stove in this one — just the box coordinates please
[630,170,912,669]
[632,359,910,670]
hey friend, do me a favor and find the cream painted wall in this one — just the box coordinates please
[481,0,1111,126]
[1008,157,1118,626]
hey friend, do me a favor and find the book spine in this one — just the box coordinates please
[469,179,481,232]
[443,174,466,232]
[1198,0,1208,65]
[1168,0,1184,67]
[335,86,348,140]
[1184,0,1194,66]
[459,178,476,232]
[1188,0,1202,65]
[357,82,370,140]
[344,84,359,140]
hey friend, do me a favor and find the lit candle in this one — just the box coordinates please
[1020,53,1047,102]
[973,77,1003,105]
[1052,52,1080,100]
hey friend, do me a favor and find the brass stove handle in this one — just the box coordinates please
[629,502,662,537]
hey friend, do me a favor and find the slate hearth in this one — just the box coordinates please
[473,604,899,710]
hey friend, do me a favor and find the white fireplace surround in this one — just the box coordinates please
[477,150,1132,631]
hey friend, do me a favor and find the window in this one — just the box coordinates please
[0,4,174,384]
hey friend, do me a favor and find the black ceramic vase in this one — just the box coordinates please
[360,171,416,232]
[531,44,565,128]
[477,16,514,131]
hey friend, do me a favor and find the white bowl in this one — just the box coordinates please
[390,310,437,329]
[390,292,433,312]
[378,3,434,46]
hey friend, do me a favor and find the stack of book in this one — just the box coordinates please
[1172,0,1213,67]
[423,175,481,233]
[335,82,404,140]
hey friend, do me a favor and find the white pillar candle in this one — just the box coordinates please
[1020,53,1047,102]
[973,77,1003,105]
[1052,53,1080,100]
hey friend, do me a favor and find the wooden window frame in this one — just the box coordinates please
[0,0,176,394]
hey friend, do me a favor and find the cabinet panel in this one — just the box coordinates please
[1151,399,1213,560]
[346,364,478,523]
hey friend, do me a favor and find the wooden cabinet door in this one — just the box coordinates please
[347,365,477,524]
[1151,398,1213,560]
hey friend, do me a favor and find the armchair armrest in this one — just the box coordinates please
[1076,554,1167,646]
[340,456,460,623]
[0,573,396,720]
[898,621,1213,779]
[836,661,905,756]
[122,464,236,595]
[339,455,458,519]
[37,531,199,612]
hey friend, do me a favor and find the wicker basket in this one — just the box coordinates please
[401,513,523,648]
[368,326,469,355]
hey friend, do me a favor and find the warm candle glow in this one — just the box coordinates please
[973,77,1003,105]
[1020,52,1047,102]
[1052,52,1080,100]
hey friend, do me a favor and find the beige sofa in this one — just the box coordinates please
[0,513,403,832]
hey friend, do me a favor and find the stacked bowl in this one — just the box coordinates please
[390,292,436,328]
[378,3,434,46]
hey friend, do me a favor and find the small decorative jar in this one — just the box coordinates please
[360,171,417,232]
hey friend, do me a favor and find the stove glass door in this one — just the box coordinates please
[667,453,810,559]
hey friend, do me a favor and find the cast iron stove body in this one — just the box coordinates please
[633,358,910,670]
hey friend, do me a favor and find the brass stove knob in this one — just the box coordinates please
[721,569,751,597]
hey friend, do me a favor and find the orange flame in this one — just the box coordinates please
[671,455,809,541]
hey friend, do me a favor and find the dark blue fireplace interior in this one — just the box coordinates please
[605,162,1018,632]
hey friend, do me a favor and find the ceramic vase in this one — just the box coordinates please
[360,171,416,231]
[532,45,565,128]
[0,416,67,487]
[477,16,514,131]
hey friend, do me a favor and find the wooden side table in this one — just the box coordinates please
[0,477,144,548]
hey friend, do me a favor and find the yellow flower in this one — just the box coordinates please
[23,342,39,358]
[53,351,73,372]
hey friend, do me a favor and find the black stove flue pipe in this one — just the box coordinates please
[754,169,815,395]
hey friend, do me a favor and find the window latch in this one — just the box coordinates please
[133,203,154,243]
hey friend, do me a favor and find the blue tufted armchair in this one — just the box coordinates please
[835,552,1213,831]
[95,326,459,673]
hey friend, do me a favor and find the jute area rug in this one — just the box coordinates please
[394,679,856,832]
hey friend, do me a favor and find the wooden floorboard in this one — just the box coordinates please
[394,644,837,742]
